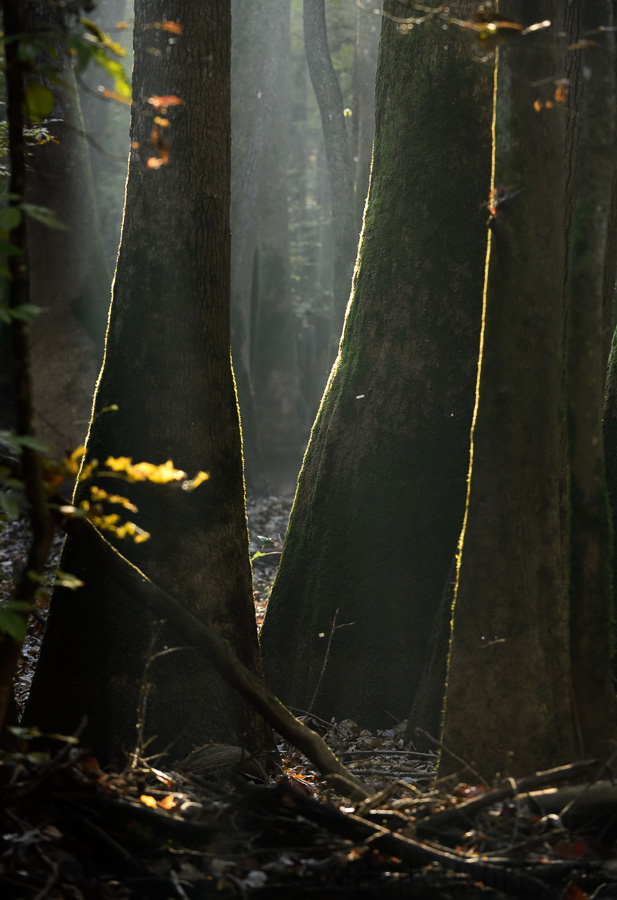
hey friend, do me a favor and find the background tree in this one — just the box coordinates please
[251,1,304,493]
[439,3,579,780]
[24,0,270,767]
[0,1,113,455]
[0,0,54,735]
[78,0,133,272]
[230,0,283,491]
[261,2,493,730]
[303,0,357,347]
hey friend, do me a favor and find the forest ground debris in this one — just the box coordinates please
[1,733,616,899]
[3,498,617,896]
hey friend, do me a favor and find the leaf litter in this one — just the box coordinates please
[1,496,617,898]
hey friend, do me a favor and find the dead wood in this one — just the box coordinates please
[52,505,371,802]
[417,759,600,841]
[249,779,557,898]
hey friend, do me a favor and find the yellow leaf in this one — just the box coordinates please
[105,456,133,472]
[182,470,210,491]
[139,794,157,808]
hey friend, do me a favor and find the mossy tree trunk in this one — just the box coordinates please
[439,4,579,781]
[566,3,617,757]
[260,3,492,730]
[251,1,304,494]
[24,0,271,768]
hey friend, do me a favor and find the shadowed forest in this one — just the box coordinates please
[2,1,617,897]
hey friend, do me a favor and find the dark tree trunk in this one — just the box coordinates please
[303,0,358,347]
[566,2,617,758]
[439,3,579,781]
[24,0,270,767]
[260,2,492,731]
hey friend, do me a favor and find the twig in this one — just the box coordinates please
[253,779,557,899]
[415,727,489,787]
[129,623,161,771]
[308,608,339,715]
[417,758,599,839]
[51,505,372,802]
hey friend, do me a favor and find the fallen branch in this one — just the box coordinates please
[417,759,600,841]
[250,779,558,899]
[53,506,371,802]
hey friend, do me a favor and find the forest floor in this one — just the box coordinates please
[1,497,617,899]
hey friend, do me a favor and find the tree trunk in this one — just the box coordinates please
[24,0,270,768]
[260,3,492,730]
[604,327,617,643]
[566,2,617,758]
[303,0,358,347]
[251,1,304,494]
[439,4,579,781]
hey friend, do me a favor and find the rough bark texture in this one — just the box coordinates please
[24,0,270,767]
[251,1,304,494]
[565,1,617,758]
[303,0,358,346]
[439,4,579,780]
[260,3,492,730]
[605,328,617,629]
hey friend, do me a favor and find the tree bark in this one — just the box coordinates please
[439,3,579,780]
[24,0,270,767]
[261,3,492,731]
[566,2,617,758]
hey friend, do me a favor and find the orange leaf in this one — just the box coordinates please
[554,83,568,103]
[139,794,157,808]
[147,94,183,109]
[147,157,165,168]
[101,88,133,106]
[159,795,176,810]
[563,884,588,900]
[160,21,182,34]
